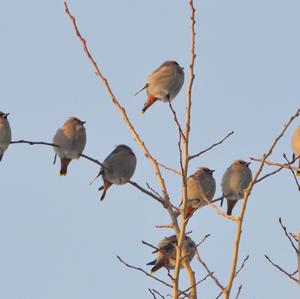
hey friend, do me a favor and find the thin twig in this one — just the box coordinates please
[117,255,173,288]
[265,255,300,283]
[278,218,299,254]
[234,255,250,278]
[234,285,242,299]
[195,250,224,290]
[282,153,300,191]
[167,99,186,141]
[149,288,158,299]
[129,181,166,206]
[152,289,166,299]
[189,131,234,160]
[157,161,182,176]
[11,139,59,147]
[196,234,211,248]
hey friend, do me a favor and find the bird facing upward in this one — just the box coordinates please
[135,61,184,115]
[53,117,86,176]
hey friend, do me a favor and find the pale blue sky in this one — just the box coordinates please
[0,1,299,298]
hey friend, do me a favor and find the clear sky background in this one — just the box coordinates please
[0,1,299,298]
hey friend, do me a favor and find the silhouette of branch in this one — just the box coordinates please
[149,288,165,299]
[195,250,224,290]
[117,255,174,288]
[279,217,299,254]
[282,154,300,191]
[234,285,242,299]
[265,255,300,284]
[11,139,59,147]
[189,131,234,160]
[156,161,181,176]
[250,154,299,184]
[168,99,186,141]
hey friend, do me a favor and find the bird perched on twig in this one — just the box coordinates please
[221,160,252,215]
[185,167,216,218]
[93,145,137,201]
[135,61,184,115]
[291,126,300,176]
[147,235,196,273]
[53,117,86,176]
[0,111,11,162]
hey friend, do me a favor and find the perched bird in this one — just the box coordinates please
[221,160,252,215]
[291,126,300,176]
[53,117,86,176]
[135,61,184,114]
[0,111,12,161]
[95,145,137,201]
[185,167,216,218]
[147,235,196,273]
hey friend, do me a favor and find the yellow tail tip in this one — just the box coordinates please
[140,111,144,116]
[296,172,300,177]
[60,173,67,176]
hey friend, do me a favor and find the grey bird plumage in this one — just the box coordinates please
[291,126,300,176]
[53,117,86,176]
[186,167,216,218]
[221,160,252,215]
[0,111,11,162]
[135,61,184,114]
[147,235,196,273]
[96,145,137,201]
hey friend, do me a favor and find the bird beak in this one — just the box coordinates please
[80,120,86,125]
[246,162,251,166]
[4,113,10,119]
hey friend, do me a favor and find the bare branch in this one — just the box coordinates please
[11,139,59,147]
[189,131,234,160]
[279,217,299,254]
[149,288,158,299]
[282,154,300,191]
[234,285,242,299]
[196,250,224,290]
[265,255,300,284]
[157,161,182,176]
[234,255,250,278]
[167,99,186,141]
[117,255,173,288]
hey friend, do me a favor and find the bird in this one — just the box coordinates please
[291,126,300,176]
[221,160,252,215]
[53,117,86,176]
[0,111,12,162]
[135,61,184,115]
[94,145,137,201]
[147,235,196,273]
[185,167,216,218]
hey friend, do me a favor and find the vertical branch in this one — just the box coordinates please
[223,109,300,299]
[173,1,197,299]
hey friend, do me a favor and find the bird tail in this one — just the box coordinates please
[226,199,238,216]
[99,180,112,201]
[141,95,158,115]
[147,259,164,273]
[60,158,71,176]
[134,83,148,96]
